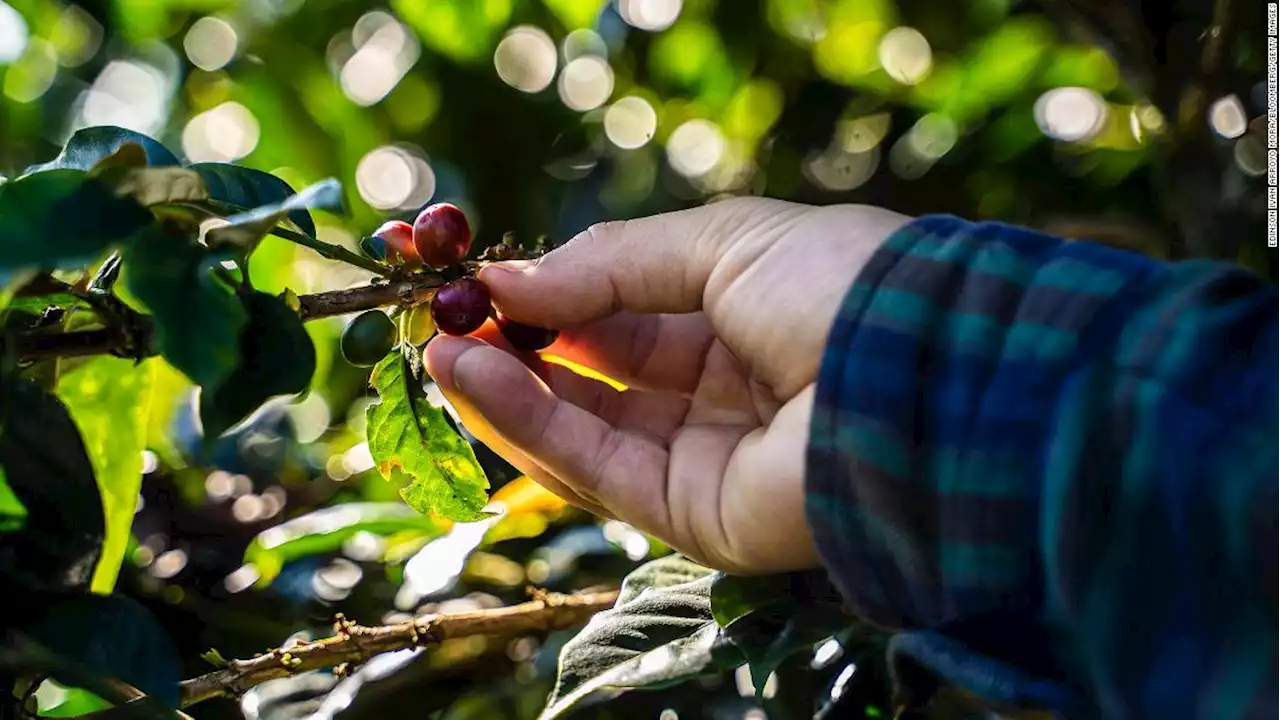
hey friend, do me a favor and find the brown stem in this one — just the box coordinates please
[13,275,446,363]
[178,589,619,708]
[296,276,442,320]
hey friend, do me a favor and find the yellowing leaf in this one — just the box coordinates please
[57,356,156,594]
[365,353,490,521]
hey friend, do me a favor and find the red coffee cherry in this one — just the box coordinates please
[413,203,472,269]
[373,220,420,268]
[430,277,491,336]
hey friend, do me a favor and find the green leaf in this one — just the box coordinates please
[618,554,715,604]
[200,648,229,668]
[94,165,211,207]
[0,466,28,532]
[24,126,182,174]
[198,291,316,439]
[0,170,153,271]
[366,353,490,522]
[541,558,742,719]
[204,177,344,249]
[244,501,445,584]
[122,229,247,389]
[33,594,181,707]
[711,572,855,697]
[6,292,90,314]
[56,357,155,594]
[0,378,103,592]
[35,682,112,717]
[190,163,317,237]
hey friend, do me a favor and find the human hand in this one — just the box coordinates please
[424,197,911,574]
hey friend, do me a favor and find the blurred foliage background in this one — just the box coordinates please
[0,0,1269,718]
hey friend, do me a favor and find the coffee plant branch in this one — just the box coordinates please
[269,226,394,278]
[177,588,619,708]
[12,274,447,363]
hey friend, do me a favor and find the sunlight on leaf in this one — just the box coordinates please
[57,357,155,594]
[245,502,446,585]
[0,466,28,532]
[24,126,181,175]
[35,681,112,718]
[191,163,317,237]
[205,177,344,249]
[366,353,490,521]
[95,165,211,207]
[541,556,739,719]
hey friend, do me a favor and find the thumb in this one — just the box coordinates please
[479,197,812,328]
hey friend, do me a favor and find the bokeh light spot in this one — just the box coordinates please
[666,119,725,177]
[355,145,437,211]
[2,38,55,103]
[0,1,27,65]
[837,112,891,153]
[49,5,102,68]
[562,28,607,61]
[805,146,879,191]
[182,101,260,162]
[1034,87,1107,142]
[493,25,557,93]
[340,13,419,106]
[74,59,172,135]
[1209,95,1247,139]
[558,55,614,111]
[878,26,932,85]
[184,17,238,71]
[905,113,958,160]
[604,96,657,149]
[619,0,683,32]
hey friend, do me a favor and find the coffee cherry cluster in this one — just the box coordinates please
[341,203,559,366]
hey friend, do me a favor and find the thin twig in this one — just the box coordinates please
[178,589,619,708]
[196,198,394,278]
[12,275,446,363]
[268,226,394,278]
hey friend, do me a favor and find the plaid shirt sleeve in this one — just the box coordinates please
[806,215,1277,718]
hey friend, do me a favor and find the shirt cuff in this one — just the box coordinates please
[804,214,1159,630]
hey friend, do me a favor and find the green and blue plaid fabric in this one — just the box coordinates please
[807,215,1277,719]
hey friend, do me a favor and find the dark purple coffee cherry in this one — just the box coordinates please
[430,277,491,336]
[497,314,559,352]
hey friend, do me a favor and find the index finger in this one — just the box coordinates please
[478,197,812,329]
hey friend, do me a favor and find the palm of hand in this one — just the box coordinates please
[426,199,910,574]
